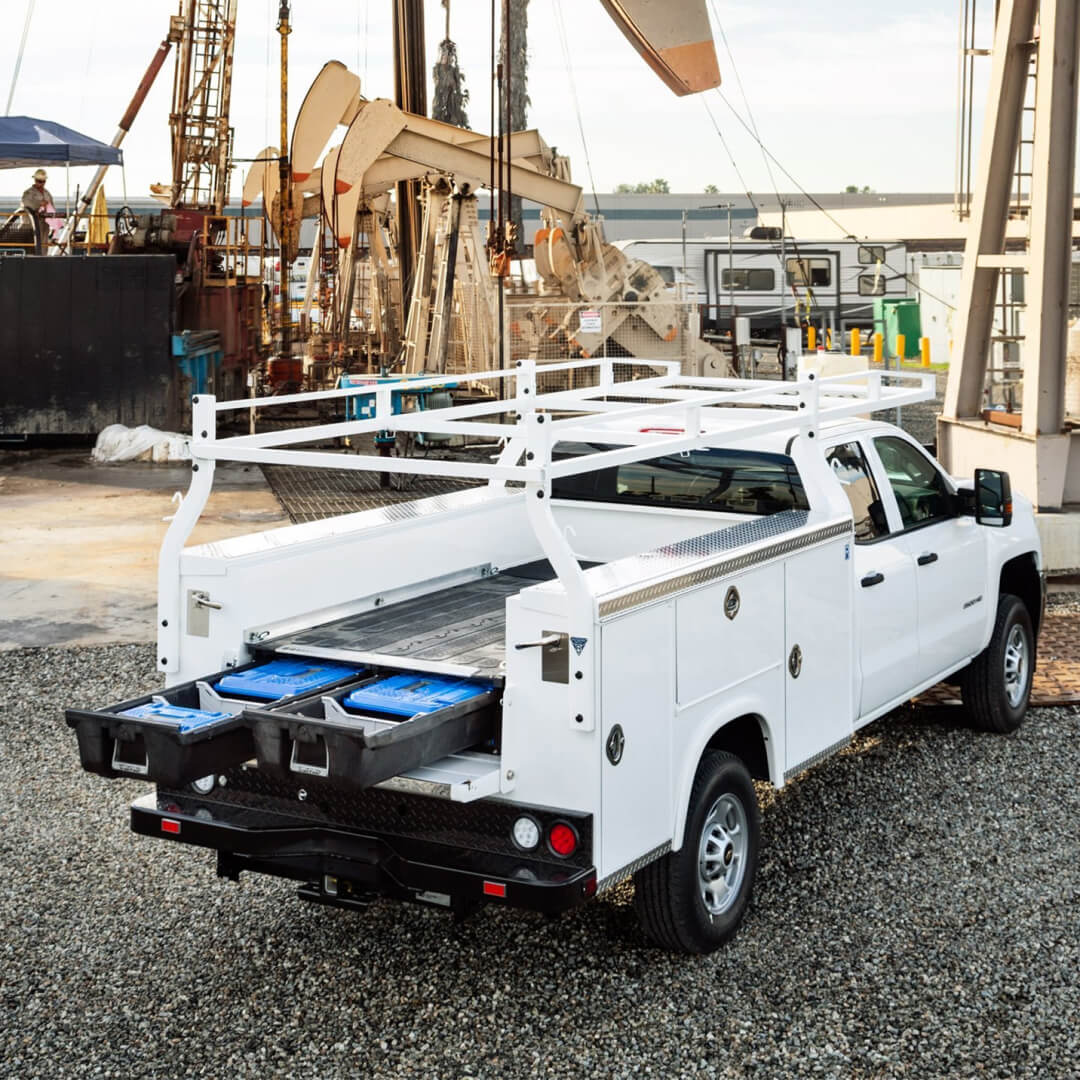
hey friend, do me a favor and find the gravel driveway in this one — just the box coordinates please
[2,643,1078,1079]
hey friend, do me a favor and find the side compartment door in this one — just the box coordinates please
[825,439,920,719]
[600,602,675,878]
[783,538,854,776]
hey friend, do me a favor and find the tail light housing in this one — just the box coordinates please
[547,821,578,858]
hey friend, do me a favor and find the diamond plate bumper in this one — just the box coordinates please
[131,792,597,916]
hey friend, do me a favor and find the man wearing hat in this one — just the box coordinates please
[21,169,54,215]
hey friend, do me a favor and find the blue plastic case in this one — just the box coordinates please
[214,659,363,701]
[119,702,235,733]
[342,674,492,717]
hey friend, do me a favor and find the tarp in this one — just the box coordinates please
[0,116,122,169]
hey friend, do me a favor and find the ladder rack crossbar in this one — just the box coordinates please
[190,368,936,486]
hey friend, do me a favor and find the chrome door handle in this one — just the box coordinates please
[861,572,885,588]
[917,552,939,566]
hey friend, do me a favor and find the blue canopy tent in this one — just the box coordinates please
[0,116,123,169]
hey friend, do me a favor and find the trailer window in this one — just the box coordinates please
[825,442,888,541]
[653,265,676,284]
[858,245,886,265]
[552,444,809,516]
[786,258,831,288]
[720,268,776,291]
[858,274,886,296]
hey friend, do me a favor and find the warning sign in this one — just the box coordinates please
[578,310,602,334]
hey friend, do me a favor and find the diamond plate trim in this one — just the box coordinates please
[596,840,672,894]
[598,519,852,618]
[783,733,852,783]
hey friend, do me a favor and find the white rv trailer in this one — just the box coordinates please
[615,236,911,339]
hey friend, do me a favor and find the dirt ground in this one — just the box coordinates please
[0,451,288,650]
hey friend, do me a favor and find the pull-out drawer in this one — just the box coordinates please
[65,659,366,788]
[245,673,499,789]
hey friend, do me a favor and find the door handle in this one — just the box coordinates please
[917,552,939,566]
[514,634,561,650]
[861,572,885,588]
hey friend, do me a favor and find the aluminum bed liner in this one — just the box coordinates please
[265,559,598,680]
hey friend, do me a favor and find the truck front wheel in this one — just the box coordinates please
[961,592,1034,733]
[633,751,759,953]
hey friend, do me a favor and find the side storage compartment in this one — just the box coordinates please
[65,659,366,787]
[247,672,499,788]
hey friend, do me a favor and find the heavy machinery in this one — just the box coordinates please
[245,77,730,385]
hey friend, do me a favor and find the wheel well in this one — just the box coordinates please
[1000,553,1042,638]
[705,714,769,781]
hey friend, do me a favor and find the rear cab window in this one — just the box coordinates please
[825,441,889,541]
[551,444,810,516]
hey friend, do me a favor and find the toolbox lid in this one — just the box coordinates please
[214,659,363,701]
[343,673,492,717]
[119,701,236,733]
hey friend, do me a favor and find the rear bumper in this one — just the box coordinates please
[131,793,597,916]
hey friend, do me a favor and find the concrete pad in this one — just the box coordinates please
[0,452,288,650]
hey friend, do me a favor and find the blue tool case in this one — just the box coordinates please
[342,674,494,717]
[214,659,363,701]
[119,701,235,733]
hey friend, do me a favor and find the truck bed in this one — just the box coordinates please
[264,560,596,680]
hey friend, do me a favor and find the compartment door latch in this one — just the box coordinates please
[187,589,223,637]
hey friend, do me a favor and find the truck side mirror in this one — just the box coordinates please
[974,468,1012,527]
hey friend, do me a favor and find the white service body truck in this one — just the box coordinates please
[68,362,1043,952]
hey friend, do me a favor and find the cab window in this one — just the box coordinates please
[873,436,953,528]
[825,441,888,541]
[552,444,809,516]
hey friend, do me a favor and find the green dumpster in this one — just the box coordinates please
[873,298,922,359]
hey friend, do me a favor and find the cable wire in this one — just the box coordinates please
[5,0,36,116]
[713,88,961,315]
[553,0,601,217]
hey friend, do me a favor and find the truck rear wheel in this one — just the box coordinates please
[960,592,1034,734]
[633,751,759,953]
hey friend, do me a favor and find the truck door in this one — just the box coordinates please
[824,439,919,719]
[870,435,987,684]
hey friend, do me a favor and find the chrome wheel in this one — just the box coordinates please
[1004,623,1029,709]
[698,792,748,917]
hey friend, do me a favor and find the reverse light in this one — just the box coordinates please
[512,815,541,851]
[547,821,578,858]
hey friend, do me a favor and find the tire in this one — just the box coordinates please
[633,751,759,953]
[960,592,1034,733]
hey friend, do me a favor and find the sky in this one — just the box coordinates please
[0,0,971,201]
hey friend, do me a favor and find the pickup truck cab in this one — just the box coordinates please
[67,364,1043,953]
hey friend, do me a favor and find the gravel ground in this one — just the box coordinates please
[2,644,1078,1080]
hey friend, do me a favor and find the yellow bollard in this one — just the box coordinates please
[807,325,817,351]
[873,332,883,365]
[921,336,931,367]
[850,328,861,356]
[895,333,906,364]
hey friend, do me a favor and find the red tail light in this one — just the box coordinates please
[482,881,506,898]
[547,822,578,858]
[161,819,181,835]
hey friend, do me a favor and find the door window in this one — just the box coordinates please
[825,442,889,541]
[873,436,953,529]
